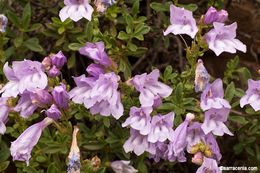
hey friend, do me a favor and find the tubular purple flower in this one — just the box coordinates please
[10,117,54,166]
[30,89,52,107]
[45,104,62,120]
[205,133,222,161]
[0,97,10,134]
[0,14,8,33]
[205,22,246,56]
[122,106,152,135]
[201,108,233,136]
[240,79,260,111]
[51,51,67,69]
[164,4,198,38]
[130,69,173,107]
[0,60,48,98]
[147,112,175,143]
[149,142,168,162]
[204,6,228,24]
[195,59,210,93]
[52,83,69,109]
[111,160,138,173]
[196,157,221,173]
[200,79,231,111]
[79,42,112,67]
[86,63,105,78]
[59,0,94,22]
[47,65,61,77]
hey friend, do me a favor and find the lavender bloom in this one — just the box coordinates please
[59,0,94,22]
[196,157,221,173]
[0,97,9,134]
[30,89,52,107]
[52,84,69,109]
[149,142,168,162]
[47,65,61,77]
[205,22,246,56]
[205,133,222,161]
[14,92,38,118]
[130,69,173,107]
[86,63,105,78]
[45,104,62,120]
[0,60,48,98]
[51,51,67,69]
[122,106,152,135]
[0,14,8,33]
[123,129,155,156]
[79,42,112,67]
[240,79,260,111]
[67,126,80,173]
[195,59,210,93]
[147,112,174,143]
[10,117,53,166]
[111,160,138,173]
[204,6,228,24]
[202,108,233,136]
[200,79,231,111]
[164,4,198,38]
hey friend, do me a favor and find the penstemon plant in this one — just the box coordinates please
[0,0,259,173]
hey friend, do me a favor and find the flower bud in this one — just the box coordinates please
[45,104,61,120]
[204,7,228,24]
[67,126,80,173]
[47,65,61,77]
[192,152,204,165]
[30,89,52,107]
[111,160,138,173]
[86,63,104,78]
[51,51,67,69]
[42,56,52,70]
[0,14,8,33]
[51,83,69,109]
[0,97,10,134]
[186,113,195,121]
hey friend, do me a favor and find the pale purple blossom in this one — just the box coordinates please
[147,112,174,143]
[45,104,62,120]
[30,89,52,107]
[47,65,61,77]
[79,42,112,67]
[205,22,246,56]
[122,106,152,135]
[240,79,260,111]
[111,160,138,173]
[201,108,233,136]
[0,97,9,134]
[86,63,105,78]
[130,69,173,107]
[52,83,69,109]
[196,157,221,173]
[200,79,231,111]
[123,129,155,156]
[164,4,198,38]
[10,117,54,166]
[0,14,8,33]
[195,59,210,93]
[204,7,228,24]
[205,133,222,161]
[149,142,168,162]
[51,51,67,69]
[59,0,94,22]
[0,60,48,98]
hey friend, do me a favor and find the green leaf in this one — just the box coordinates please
[14,37,23,48]
[131,0,140,16]
[68,43,83,51]
[58,27,65,34]
[22,3,31,29]
[0,161,9,172]
[118,31,129,40]
[174,83,183,105]
[150,2,171,12]
[229,115,248,125]
[82,142,106,150]
[7,11,20,28]
[23,38,43,52]
[225,82,235,102]
[47,163,59,173]
[127,42,137,51]
[119,56,132,80]
[67,54,76,69]
[179,4,198,12]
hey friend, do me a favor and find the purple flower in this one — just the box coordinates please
[86,63,105,78]
[130,69,173,107]
[52,83,69,109]
[200,79,231,111]
[51,51,67,69]
[122,106,152,135]
[149,142,168,162]
[205,133,222,161]
[111,160,138,173]
[164,4,198,38]
[79,42,112,67]
[201,108,233,136]
[0,14,8,33]
[10,117,53,166]
[47,65,61,77]
[186,122,206,152]
[59,0,94,22]
[204,6,228,24]
[14,92,38,118]
[240,79,260,111]
[205,22,246,56]
[0,60,48,98]
[147,112,174,143]
[0,97,9,134]
[196,157,221,173]
[195,59,210,93]
[123,129,155,156]
[30,89,52,107]
[45,104,62,120]
[70,72,124,119]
